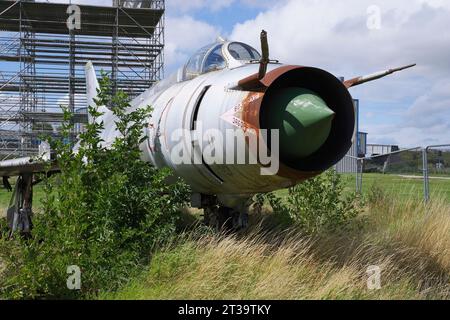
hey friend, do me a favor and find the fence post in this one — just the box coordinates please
[422,148,430,202]
[356,158,363,194]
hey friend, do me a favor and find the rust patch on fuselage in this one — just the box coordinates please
[241,92,264,135]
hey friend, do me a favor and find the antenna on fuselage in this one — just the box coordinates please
[257,30,278,79]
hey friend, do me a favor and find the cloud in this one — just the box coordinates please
[404,80,450,130]
[358,77,450,147]
[167,0,235,13]
[365,112,375,119]
[230,0,450,147]
[165,16,221,73]
[166,0,284,13]
[231,0,450,73]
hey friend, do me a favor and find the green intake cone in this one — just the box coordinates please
[265,87,335,161]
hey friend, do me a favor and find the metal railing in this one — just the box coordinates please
[423,144,450,202]
[341,144,450,202]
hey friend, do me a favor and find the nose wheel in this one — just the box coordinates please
[203,204,248,231]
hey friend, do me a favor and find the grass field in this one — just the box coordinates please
[271,173,450,203]
[103,196,450,300]
[1,173,449,214]
[101,173,450,300]
[0,180,47,218]
[342,173,450,202]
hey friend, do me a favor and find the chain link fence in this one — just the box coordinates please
[340,144,450,202]
[423,144,450,202]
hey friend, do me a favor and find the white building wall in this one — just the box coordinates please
[335,99,359,173]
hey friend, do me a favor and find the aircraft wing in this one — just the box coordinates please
[0,142,58,177]
[0,62,97,179]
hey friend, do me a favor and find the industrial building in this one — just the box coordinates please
[0,0,164,160]
[335,99,368,173]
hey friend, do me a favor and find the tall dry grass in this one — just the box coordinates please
[104,196,450,300]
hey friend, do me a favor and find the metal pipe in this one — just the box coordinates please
[422,148,430,202]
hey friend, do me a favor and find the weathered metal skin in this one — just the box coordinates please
[82,41,360,209]
[122,62,356,203]
[139,63,294,196]
[79,39,359,210]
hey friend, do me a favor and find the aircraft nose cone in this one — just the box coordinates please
[264,87,335,161]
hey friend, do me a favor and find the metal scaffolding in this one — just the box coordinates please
[0,0,164,159]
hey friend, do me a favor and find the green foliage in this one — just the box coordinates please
[0,73,189,299]
[251,193,266,215]
[366,182,390,208]
[258,170,362,233]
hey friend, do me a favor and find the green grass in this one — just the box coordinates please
[100,173,450,300]
[102,195,450,300]
[342,173,450,202]
[273,173,450,203]
[0,181,47,218]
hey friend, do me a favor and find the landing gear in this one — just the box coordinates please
[204,206,248,231]
[196,195,249,231]
[5,173,33,238]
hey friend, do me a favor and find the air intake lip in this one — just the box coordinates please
[259,66,355,172]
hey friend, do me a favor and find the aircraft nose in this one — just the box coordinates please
[264,87,335,161]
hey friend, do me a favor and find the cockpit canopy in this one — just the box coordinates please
[182,41,261,81]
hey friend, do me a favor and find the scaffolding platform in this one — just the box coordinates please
[0,1,163,37]
[0,0,165,159]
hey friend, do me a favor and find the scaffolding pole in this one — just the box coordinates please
[0,0,165,159]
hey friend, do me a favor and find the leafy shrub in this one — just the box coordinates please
[257,170,361,233]
[0,74,189,299]
[251,193,265,215]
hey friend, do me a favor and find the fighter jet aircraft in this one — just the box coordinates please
[0,31,415,232]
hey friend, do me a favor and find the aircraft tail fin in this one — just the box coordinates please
[85,61,109,124]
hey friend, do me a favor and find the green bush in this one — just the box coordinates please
[0,74,189,299]
[260,170,361,233]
